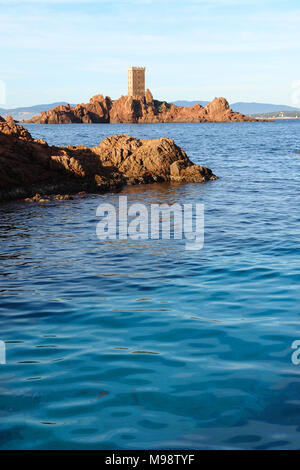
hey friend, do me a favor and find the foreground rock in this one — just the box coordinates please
[22,90,257,124]
[0,115,217,203]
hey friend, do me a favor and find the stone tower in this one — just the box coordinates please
[128,67,146,98]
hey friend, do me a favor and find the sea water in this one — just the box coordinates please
[0,120,300,449]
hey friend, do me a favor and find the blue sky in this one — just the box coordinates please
[1,0,300,108]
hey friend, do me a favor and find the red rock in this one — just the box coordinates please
[92,134,216,183]
[0,115,217,202]
[74,95,112,123]
[0,115,33,140]
[22,91,257,124]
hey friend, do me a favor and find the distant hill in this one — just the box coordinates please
[230,102,300,115]
[171,100,300,115]
[171,100,210,108]
[0,102,73,121]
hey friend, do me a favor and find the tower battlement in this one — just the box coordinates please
[128,66,146,98]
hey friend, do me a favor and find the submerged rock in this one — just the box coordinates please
[0,115,218,203]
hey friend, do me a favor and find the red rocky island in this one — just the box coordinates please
[22,90,257,124]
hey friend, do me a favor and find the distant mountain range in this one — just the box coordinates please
[231,102,300,115]
[1,100,300,121]
[0,102,73,121]
[171,100,210,108]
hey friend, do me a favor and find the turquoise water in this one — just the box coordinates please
[0,120,300,449]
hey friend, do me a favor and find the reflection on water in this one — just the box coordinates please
[0,120,300,449]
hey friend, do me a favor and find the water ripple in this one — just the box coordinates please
[0,121,300,449]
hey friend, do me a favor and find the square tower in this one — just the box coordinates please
[128,67,146,98]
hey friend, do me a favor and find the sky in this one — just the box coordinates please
[0,0,300,108]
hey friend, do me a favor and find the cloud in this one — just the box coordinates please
[0,0,283,3]
[0,0,299,106]
[1,4,298,56]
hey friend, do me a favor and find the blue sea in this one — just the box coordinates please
[0,120,300,450]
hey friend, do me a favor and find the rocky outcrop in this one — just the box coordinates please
[22,90,257,124]
[74,95,112,123]
[27,95,113,124]
[0,115,217,202]
[0,115,33,139]
[92,134,217,184]
[109,89,158,123]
